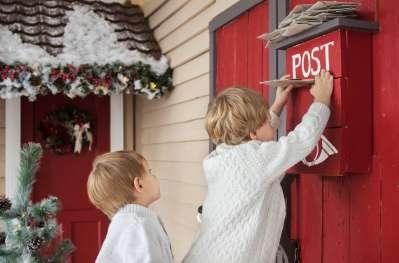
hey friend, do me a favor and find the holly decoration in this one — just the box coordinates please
[40,107,94,155]
[0,61,173,101]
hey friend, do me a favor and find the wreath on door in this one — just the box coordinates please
[39,107,94,155]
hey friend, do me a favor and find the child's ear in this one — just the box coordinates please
[133,177,143,193]
[249,131,257,140]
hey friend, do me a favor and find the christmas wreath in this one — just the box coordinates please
[39,107,94,155]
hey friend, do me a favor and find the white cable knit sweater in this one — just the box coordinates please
[96,204,174,263]
[182,102,330,263]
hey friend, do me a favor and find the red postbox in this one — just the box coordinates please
[285,28,373,176]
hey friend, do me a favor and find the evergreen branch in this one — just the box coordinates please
[0,209,19,220]
[0,143,74,262]
[29,196,60,220]
[13,143,43,212]
[36,218,59,242]
[0,247,21,263]
[48,240,74,263]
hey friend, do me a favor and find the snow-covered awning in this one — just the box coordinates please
[0,0,173,100]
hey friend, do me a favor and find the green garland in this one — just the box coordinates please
[0,61,173,101]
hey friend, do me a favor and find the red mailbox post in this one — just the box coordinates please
[284,28,374,176]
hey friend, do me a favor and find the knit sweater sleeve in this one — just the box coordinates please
[257,102,330,183]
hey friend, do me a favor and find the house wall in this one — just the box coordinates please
[133,0,241,260]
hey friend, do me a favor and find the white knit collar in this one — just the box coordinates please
[215,143,238,153]
[215,141,262,153]
[114,204,157,219]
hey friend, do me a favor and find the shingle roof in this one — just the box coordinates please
[0,0,162,59]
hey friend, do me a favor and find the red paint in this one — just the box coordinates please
[286,29,373,176]
[21,94,110,263]
[298,175,323,263]
[216,13,249,94]
[248,2,269,98]
[287,31,342,79]
[288,0,399,262]
[287,78,344,129]
[349,157,381,263]
[216,1,269,100]
[373,8,399,260]
[322,177,350,263]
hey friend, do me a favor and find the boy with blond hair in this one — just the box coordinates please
[183,70,333,263]
[87,151,174,263]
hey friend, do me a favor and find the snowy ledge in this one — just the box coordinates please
[0,3,173,101]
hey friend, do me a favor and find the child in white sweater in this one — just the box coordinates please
[183,70,333,263]
[87,151,174,263]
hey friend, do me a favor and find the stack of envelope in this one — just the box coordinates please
[260,78,315,88]
[259,1,360,46]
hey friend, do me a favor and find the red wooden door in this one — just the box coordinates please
[216,1,269,101]
[21,94,110,263]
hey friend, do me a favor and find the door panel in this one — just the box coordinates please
[216,1,269,100]
[21,94,110,263]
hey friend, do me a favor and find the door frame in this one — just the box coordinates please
[5,94,125,199]
[208,0,296,260]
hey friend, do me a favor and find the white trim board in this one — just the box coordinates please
[5,98,21,199]
[5,95,124,198]
[110,94,124,151]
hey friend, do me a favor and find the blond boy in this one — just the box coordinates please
[87,151,174,263]
[183,70,333,263]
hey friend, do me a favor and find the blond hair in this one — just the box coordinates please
[206,87,269,145]
[87,151,146,218]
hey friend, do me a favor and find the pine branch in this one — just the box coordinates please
[29,196,59,220]
[0,210,19,220]
[36,218,58,242]
[13,143,43,212]
[48,240,74,263]
[0,143,74,263]
[0,247,21,263]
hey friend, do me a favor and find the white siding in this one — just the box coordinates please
[135,0,241,260]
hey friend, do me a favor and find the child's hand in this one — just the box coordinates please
[275,75,294,107]
[310,69,333,106]
[270,75,294,116]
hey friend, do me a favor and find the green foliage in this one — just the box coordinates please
[0,143,74,263]
[0,61,174,101]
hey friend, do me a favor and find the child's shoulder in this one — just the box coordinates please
[112,206,159,228]
[206,141,275,163]
[111,212,160,235]
[240,140,275,151]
